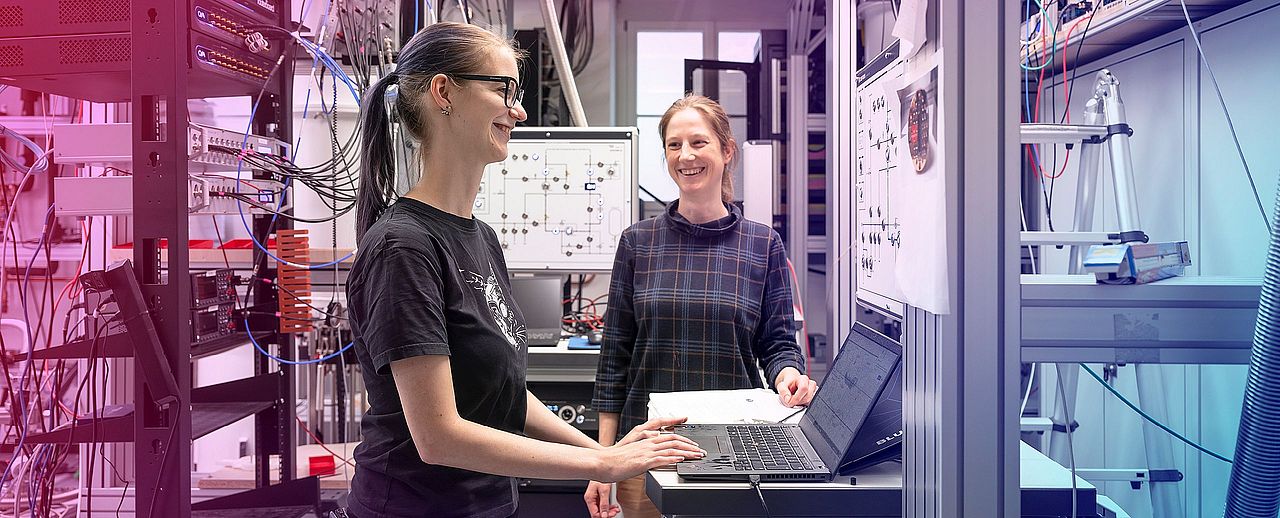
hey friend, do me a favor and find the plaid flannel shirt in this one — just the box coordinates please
[593,202,805,441]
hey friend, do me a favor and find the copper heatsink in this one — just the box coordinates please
[274,229,313,334]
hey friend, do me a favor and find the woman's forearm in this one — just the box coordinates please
[524,390,602,450]
[420,415,605,480]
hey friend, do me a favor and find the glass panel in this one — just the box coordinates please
[717,31,762,63]
[635,31,703,115]
[637,116,679,203]
[718,70,749,117]
[689,68,749,118]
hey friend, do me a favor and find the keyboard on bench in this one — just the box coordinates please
[726,425,816,472]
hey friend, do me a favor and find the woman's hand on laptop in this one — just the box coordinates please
[775,367,818,407]
[595,432,705,482]
[616,416,689,446]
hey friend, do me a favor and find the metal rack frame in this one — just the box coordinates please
[825,0,1271,516]
[127,1,304,514]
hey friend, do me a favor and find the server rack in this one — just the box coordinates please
[0,0,314,515]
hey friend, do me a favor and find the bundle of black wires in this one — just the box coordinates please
[557,0,594,75]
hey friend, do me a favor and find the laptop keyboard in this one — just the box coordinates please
[727,425,816,471]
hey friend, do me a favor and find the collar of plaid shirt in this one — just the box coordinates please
[665,200,741,238]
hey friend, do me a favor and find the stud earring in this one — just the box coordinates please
[441,106,452,116]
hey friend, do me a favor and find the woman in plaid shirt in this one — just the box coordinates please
[584,95,819,518]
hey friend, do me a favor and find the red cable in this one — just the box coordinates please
[294,414,356,469]
[1028,18,1052,178]
[1043,13,1094,180]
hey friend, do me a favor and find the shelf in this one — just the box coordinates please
[1021,0,1250,70]
[1,242,87,268]
[192,507,312,518]
[806,236,826,254]
[24,374,285,444]
[22,400,279,444]
[192,332,277,360]
[191,476,320,516]
[20,330,134,361]
[24,408,135,444]
[190,373,285,439]
[192,373,285,404]
[1021,274,1260,364]
[192,401,276,440]
[109,247,357,267]
[805,113,827,132]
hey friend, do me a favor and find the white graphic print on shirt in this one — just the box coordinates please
[460,264,526,349]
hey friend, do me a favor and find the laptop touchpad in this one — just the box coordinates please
[682,434,727,457]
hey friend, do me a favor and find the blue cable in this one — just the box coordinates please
[17,206,53,373]
[1020,0,1055,71]
[318,0,335,41]
[295,36,359,99]
[27,443,51,516]
[231,46,356,269]
[226,30,361,365]
[300,86,313,123]
[0,359,33,493]
[0,205,55,494]
[245,318,353,365]
[1080,363,1234,464]
[0,125,50,174]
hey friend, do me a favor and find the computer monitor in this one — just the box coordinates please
[79,260,181,408]
[510,276,565,346]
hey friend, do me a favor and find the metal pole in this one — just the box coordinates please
[1047,364,1080,462]
[1067,95,1106,273]
[1135,364,1187,516]
[1095,70,1144,240]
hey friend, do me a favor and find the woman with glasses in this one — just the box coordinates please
[584,95,818,518]
[347,22,703,518]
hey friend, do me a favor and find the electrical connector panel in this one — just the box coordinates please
[192,32,277,85]
[332,0,401,66]
[55,175,287,216]
[53,122,289,172]
[189,175,290,215]
[188,122,291,169]
[192,0,278,52]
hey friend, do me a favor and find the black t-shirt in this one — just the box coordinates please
[346,198,528,518]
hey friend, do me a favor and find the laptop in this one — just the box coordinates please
[510,276,565,346]
[675,322,904,482]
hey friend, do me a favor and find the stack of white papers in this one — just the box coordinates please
[647,388,804,424]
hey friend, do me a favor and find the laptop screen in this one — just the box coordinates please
[799,323,902,472]
[510,276,565,344]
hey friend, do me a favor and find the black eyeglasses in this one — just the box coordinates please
[452,73,524,109]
